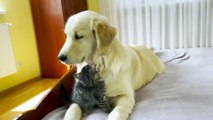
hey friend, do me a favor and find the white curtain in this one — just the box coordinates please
[99,0,213,50]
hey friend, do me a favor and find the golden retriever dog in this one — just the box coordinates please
[58,11,165,120]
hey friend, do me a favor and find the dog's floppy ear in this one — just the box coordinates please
[92,19,116,52]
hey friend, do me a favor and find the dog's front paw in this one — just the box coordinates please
[107,109,127,120]
[64,103,82,120]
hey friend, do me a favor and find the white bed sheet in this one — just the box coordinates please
[43,48,213,120]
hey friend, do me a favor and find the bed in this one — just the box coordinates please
[17,47,213,120]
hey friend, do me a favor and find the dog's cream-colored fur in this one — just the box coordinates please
[59,11,165,120]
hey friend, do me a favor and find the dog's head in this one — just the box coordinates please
[58,11,116,64]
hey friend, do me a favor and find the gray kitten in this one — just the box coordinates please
[61,64,112,115]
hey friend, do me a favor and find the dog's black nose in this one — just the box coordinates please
[58,54,67,62]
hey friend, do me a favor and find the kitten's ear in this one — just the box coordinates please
[90,64,99,76]
[91,64,98,72]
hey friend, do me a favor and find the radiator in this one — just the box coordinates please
[100,0,213,50]
[0,24,17,78]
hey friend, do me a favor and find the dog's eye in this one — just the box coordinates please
[75,33,84,40]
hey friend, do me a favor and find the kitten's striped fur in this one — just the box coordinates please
[62,64,112,115]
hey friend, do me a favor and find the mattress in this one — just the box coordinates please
[42,48,213,120]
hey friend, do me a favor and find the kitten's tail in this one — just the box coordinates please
[60,83,72,104]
